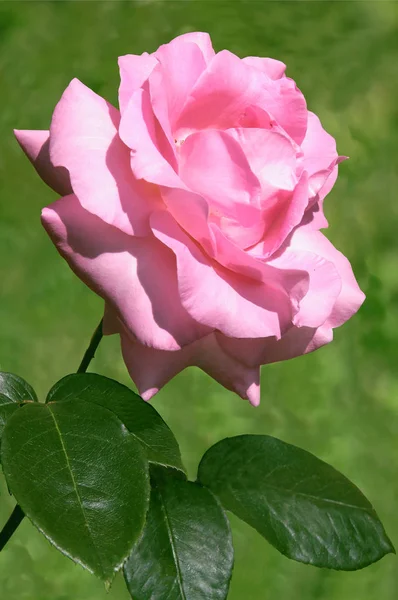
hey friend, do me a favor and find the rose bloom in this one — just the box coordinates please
[15,32,364,406]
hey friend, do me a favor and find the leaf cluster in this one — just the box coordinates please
[0,372,394,599]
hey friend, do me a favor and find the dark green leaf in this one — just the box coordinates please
[0,393,19,438]
[47,373,185,473]
[0,372,37,402]
[0,373,37,440]
[1,400,149,582]
[198,435,394,570]
[124,466,234,600]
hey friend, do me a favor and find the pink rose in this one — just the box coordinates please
[15,32,364,406]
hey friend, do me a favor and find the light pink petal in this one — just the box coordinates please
[14,130,72,196]
[118,52,158,113]
[248,174,310,259]
[179,129,261,213]
[176,50,307,145]
[302,112,338,178]
[211,204,266,250]
[287,228,365,327]
[119,87,181,187]
[160,186,216,257]
[121,332,260,405]
[119,87,217,255]
[300,161,344,232]
[216,325,333,368]
[49,78,152,236]
[238,105,274,129]
[301,111,346,202]
[151,210,302,340]
[269,76,308,145]
[317,165,338,203]
[41,194,210,351]
[147,70,179,172]
[242,56,286,80]
[227,127,297,191]
[268,248,342,329]
[146,40,207,171]
[153,40,207,129]
[178,129,268,250]
[172,32,215,65]
[208,221,309,322]
[176,50,260,136]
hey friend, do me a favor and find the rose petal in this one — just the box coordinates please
[302,112,338,179]
[269,249,342,329]
[242,56,286,80]
[121,332,260,405]
[151,210,305,339]
[300,111,346,229]
[286,228,365,327]
[50,78,152,236]
[118,52,158,113]
[146,40,208,171]
[119,87,180,187]
[172,32,215,65]
[176,50,260,136]
[42,194,211,351]
[248,173,310,259]
[160,186,216,257]
[14,130,72,196]
[216,325,333,368]
[153,40,207,129]
[227,126,297,191]
[119,87,217,255]
[179,129,261,212]
[178,129,268,249]
[176,50,307,144]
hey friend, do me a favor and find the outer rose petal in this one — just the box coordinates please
[300,111,346,228]
[216,326,333,368]
[268,247,342,328]
[42,194,211,351]
[151,210,304,339]
[286,228,365,327]
[302,112,338,179]
[219,229,364,369]
[118,52,158,113]
[14,130,72,196]
[50,78,153,236]
[242,56,286,80]
[121,332,260,406]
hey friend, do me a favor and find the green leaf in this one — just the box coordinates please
[0,372,37,402]
[47,373,185,473]
[198,435,394,570]
[1,400,149,582]
[124,466,234,600]
[0,394,20,439]
[0,372,37,439]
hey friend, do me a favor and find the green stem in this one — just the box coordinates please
[77,319,104,373]
[0,319,104,551]
[0,505,24,552]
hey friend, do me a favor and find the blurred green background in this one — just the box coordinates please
[0,0,397,598]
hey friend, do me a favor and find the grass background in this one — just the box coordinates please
[0,1,397,598]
